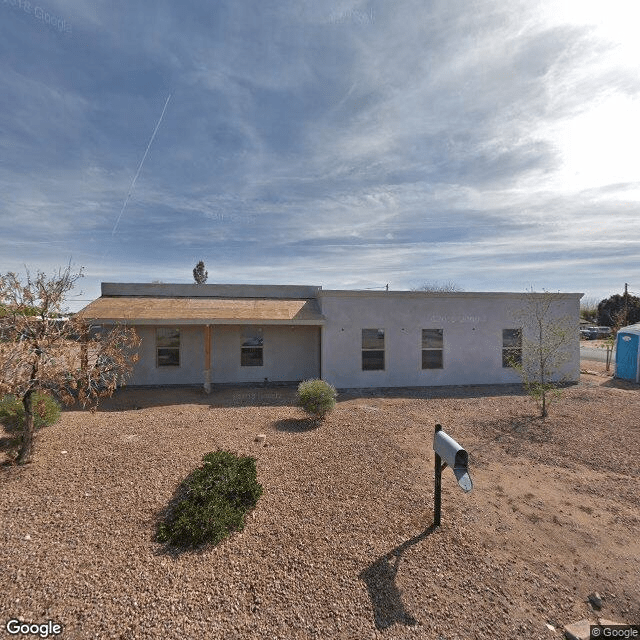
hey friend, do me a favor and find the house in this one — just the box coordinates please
[77,283,583,390]
[615,323,640,383]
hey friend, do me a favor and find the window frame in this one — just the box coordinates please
[156,327,180,367]
[361,328,385,371]
[241,326,264,367]
[421,328,444,369]
[502,328,522,368]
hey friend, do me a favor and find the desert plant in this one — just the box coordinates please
[297,379,337,420]
[0,265,140,464]
[0,392,61,432]
[157,450,263,548]
[508,290,577,418]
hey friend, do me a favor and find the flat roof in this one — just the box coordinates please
[77,297,325,325]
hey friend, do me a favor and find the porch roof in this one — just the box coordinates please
[77,296,325,325]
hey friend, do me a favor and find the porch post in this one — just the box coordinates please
[204,324,211,394]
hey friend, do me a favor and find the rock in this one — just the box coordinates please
[255,434,266,444]
[546,622,555,631]
[564,619,594,640]
[61,450,68,454]
[588,592,603,610]
[24,534,31,541]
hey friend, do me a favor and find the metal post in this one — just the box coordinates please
[434,423,443,527]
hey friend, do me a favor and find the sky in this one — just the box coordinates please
[1,0,639,311]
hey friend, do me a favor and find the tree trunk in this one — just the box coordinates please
[16,390,35,465]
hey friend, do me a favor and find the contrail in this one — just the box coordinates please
[111,93,172,235]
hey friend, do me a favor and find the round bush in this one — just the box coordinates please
[157,450,263,548]
[0,392,61,432]
[297,379,337,420]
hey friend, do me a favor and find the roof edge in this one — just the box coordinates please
[101,283,322,299]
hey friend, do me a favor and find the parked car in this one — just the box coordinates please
[581,326,612,340]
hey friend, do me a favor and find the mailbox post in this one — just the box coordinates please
[433,423,473,527]
[434,429,443,526]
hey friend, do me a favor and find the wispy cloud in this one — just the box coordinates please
[1,0,638,308]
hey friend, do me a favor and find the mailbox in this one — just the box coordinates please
[433,429,473,493]
[433,423,473,526]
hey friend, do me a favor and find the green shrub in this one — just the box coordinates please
[157,450,263,548]
[297,378,337,420]
[0,392,61,432]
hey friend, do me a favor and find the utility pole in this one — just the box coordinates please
[624,283,629,326]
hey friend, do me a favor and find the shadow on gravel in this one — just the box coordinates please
[360,525,439,630]
[273,417,320,432]
[338,384,528,403]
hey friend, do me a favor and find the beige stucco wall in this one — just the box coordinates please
[210,325,320,384]
[318,292,581,388]
[127,324,320,386]
[128,325,205,385]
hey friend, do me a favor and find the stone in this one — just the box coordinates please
[564,619,594,640]
[588,592,603,610]
[255,434,266,444]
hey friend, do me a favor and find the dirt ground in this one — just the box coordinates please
[0,364,638,639]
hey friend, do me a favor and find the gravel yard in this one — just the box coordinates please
[1,368,639,639]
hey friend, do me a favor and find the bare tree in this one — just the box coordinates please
[412,281,464,292]
[0,266,140,464]
[508,290,577,418]
[193,261,208,285]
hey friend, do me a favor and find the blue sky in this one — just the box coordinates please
[1,0,638,310]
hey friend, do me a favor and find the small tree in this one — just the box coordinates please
[193,261,208,285]
[508,290,577,418]
[0,266,140,464]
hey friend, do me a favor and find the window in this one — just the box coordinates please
[422,329,443,369]
[241,327,263,366]
[362,328,384,370]
[156,328,180,367]
[502,329,522,367]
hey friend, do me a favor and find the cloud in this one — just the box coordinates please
[1,0,638,309]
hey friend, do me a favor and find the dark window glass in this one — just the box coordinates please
[422,328,444,369]
[362,328,385,350]
[241,347,263,366]
[362,350,385,370]
[156,328,180,367]
[241,327,263,366]
[422,349,443,369]
[502,329,522,367]
[422,328,443,349]
[362,329,385,370]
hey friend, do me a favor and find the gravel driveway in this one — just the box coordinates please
[1,376,638,639]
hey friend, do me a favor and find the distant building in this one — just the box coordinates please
[78,283,583,390]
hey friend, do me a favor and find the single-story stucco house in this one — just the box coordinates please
[77,283,583,390]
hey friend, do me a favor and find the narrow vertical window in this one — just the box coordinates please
[241,327,264,366]
[422,329,443,369]
[502,329,522,367]
[156,328,180,367]
[362,328,385,370]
